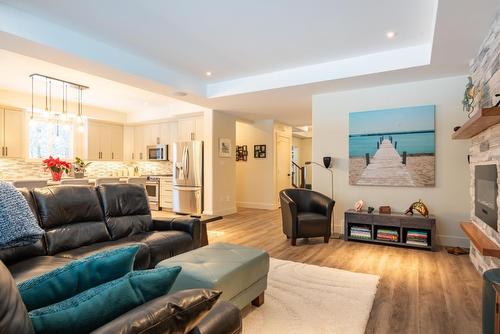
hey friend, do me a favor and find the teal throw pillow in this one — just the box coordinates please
[29,266,182,334]
[18,245,139,311]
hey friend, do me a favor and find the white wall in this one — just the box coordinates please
[236,120,277,209]
[203,110,237,216]
[235,120,292,209]
[312,75,471,247]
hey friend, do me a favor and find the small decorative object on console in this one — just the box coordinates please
[42,156,71,181]
[379,206,391,214]
[404,199,429,218]
[354,200,364,212]
[367,206,374,213]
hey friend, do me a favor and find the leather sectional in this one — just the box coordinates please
[0,183,242,334]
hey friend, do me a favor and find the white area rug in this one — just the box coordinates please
[243,258,380,334]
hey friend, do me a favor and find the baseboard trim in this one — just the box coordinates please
[437,234,469,248]
[237,201,278,210]
[212,207,238,216]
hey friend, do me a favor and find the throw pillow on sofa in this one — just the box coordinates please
[0,181,43,249]
[18,245,140,311]
[29,266,182,334]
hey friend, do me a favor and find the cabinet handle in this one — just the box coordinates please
[5,147,7,157]
[132,153,134,160]
[112,152,114,160]
[140,153,143,160]
[1,147,4,156]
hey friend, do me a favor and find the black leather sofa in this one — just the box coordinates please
[0,183,242,334]
[279,188,335,246]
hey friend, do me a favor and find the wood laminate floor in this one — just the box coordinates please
[205,208,482,334]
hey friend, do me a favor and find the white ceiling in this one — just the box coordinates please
[0,0,437,82]
[0,0,497,125]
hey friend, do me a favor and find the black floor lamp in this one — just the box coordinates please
[305,157,337,238]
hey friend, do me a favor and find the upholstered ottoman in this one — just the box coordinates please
[156,243,269,310]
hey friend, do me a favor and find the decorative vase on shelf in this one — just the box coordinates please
[51,170,63,181]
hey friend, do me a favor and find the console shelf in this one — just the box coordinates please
[344,209,436,251]
[452,106,500,139]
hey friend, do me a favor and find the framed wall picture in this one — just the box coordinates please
[219,138,232,158]
[349,105,435,187]
[254,144,266,158]
[236,145,248,161]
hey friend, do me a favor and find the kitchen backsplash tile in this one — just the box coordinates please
[0,158,172,180]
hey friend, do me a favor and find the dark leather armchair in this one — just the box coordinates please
[279,188,335,246]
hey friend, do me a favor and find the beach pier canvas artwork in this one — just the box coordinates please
[349,105,435,187]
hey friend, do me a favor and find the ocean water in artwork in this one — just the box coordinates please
[349,131,435,157]
[348,105,435,187]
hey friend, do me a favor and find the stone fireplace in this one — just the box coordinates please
[469,124,500,273]
[467,10,500,273]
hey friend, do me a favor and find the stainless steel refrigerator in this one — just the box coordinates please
[172,141,203,215]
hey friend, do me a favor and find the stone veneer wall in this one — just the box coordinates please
[470,9,499,113]
[468,10,500,273]
[0,158,172,179]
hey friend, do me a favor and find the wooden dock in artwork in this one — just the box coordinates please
[357,139,415,186]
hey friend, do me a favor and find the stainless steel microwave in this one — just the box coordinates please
[147,145,168,161]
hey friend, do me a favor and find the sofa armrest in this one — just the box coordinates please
[91,289,221,334]
[189,301,242,334]
[153,217,201,248]
[279,191,298,237]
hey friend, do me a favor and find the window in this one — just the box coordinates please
[28,118,74,159]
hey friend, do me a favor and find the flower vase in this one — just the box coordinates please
[51,170,63,182]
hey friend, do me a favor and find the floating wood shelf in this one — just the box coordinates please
[460,221,500,257]
[452,106,500,139]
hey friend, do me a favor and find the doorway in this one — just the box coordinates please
[276,134,291,202]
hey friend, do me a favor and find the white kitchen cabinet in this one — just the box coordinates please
[159,176,173,209]
[147,124,160,145]
[134,126,146,160]
[87,121,101,160]
[109,125,123,161]
[159,122,178,144]
[1,108,23,158]
[123,126,135,161]
[178,117,203,141]
[87,121,123,161]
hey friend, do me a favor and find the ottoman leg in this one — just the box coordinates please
[324,236,330,243]
[291,238,296,246]
[252,292,265,307]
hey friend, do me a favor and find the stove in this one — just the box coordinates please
[145,176,161,211]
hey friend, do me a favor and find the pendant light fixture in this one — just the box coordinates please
[29,73,89,121]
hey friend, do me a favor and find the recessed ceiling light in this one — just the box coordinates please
[173,91,187,97]
[205,71,212,77]
[386,31,396,39]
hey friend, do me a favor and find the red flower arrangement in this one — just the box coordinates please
[42,156,72,181]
